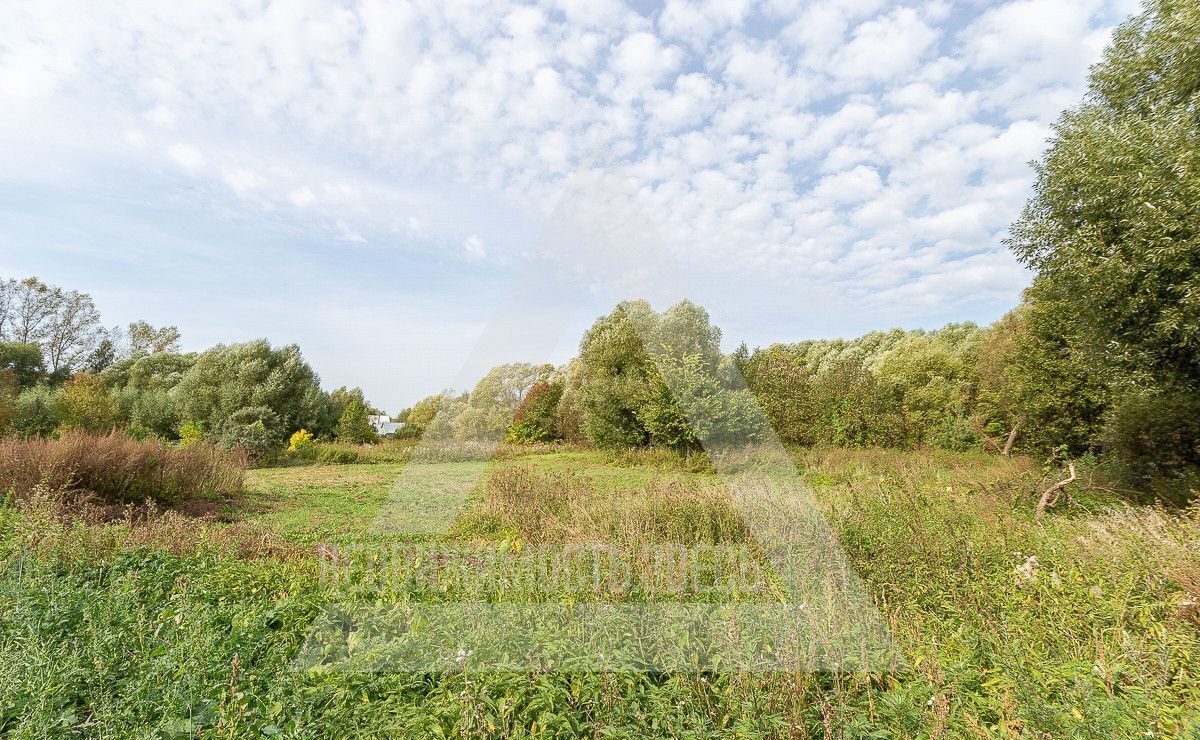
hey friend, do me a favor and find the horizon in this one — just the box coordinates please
[1,0,1140,410]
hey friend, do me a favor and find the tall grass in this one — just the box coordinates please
[0,431,245,504]
[456,465,747,545]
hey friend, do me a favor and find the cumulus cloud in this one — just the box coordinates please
[166,143,204,171]
[0,0,1136,320]
[464,234,486,260]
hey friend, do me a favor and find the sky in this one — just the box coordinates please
[0,0,1141,411]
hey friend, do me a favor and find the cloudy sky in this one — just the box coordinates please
[0,0,1139,410]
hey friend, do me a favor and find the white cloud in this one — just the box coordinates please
[336,219,366,243]
[167,143,204,171]
[287,187,317,206]
[464,234,486,260]
[832,7,940,84]
[144,104,175,127]
[222,167,262,196]
[0,0,1139,320]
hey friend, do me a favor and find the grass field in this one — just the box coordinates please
[2,447,1198,737]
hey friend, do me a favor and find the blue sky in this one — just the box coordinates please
[0,0,1140,411]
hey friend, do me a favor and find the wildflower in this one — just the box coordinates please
[1015,555,1039,585]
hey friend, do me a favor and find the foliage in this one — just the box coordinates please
[326,386,376,431]
[1102,388,1200,501]
[173,340,328,439]
[0,277,106,376]
[1005,0,1200,474]
[454,363,553,440]
[217,422,278,463]
[0,372,16,435]
[809,357,908,447]
[8,385,60,439]
[402,393,446,439]
[334,398,377,445]
[504,380,563,443]
[177,421,205,448]
[114,387,178,440]
[287,429,317,460]
[0,430,245,504]
[739,347,816,445]
[645,353,767,451]
[573,298,729,450]
[980,303,1111,455]
[124,320,181,356]
[218,407,284,462]
[0,342,45,388]
[874,323,983,448]
[102,351,195,392]
[53,372,118,435]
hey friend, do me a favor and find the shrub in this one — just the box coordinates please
[53,373,118,434]
[316,445,359,464]
[9,385,60,438]
[505,380,563,444]
[177,420,205,447]
[219,421,279,463]
[0,431,245,504]
[116,387,179,441]
[1102,389,1200,500]
[335,398,377,444]
[287,429,317,460]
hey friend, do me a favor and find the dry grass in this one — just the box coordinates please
[9,482,301,563]
[464,465,747,545]
[0,431,245,504]
[1077,502,1200,624]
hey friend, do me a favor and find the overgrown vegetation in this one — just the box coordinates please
[0,431,245,504]
[1,448,1197,737]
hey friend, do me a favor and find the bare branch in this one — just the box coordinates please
[1036,461,1078,519]
[1002,422,1021,456]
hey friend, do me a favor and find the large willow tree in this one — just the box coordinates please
[1007,0,1200,483]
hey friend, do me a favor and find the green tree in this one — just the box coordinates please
[54,372,118,434]
[126,320,182,356]
[1005,0,1200,475]
[505,380,564,443]
[455,363,553,440]
[0,371,17,434]
[9,385,60,437]
[173,340,327,440]
[0,277,106,376]
[335,398,378,444]
[0,342,45,388]
[741,347,817,446]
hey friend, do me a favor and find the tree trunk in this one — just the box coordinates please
[1002,422,1021,456]
[1036,461,1077,519]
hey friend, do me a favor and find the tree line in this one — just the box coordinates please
[404,1,1200,497]
[1,1,1195,493]
[0,277,380,460]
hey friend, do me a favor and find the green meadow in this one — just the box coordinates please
[2,446,1197,737]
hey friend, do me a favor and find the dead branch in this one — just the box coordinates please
[1036,461,1077,519]
[1002,422,1021,456]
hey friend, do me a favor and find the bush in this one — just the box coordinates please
[1102,389,1200,499]
[334,398,377,444]
[120,388,179,440]
[316,445,359,464]
[9,385,60,438]
[219,421,279,463]
[0,431,245,504]
[177,421,205,447]
[287,429,317,460]
[53,373,118,434]
[505,380,563,444]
